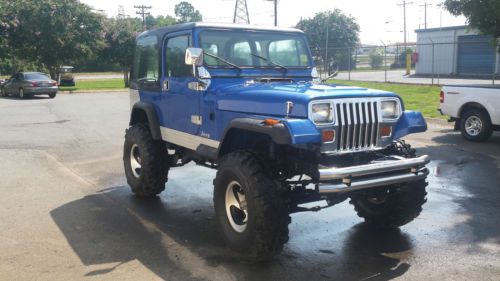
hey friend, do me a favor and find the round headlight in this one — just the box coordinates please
[311,103,334,124]
[381,100,400,120]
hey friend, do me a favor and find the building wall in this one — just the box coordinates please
[415,27,498,76]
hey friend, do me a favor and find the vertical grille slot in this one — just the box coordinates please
[335,100,380,151]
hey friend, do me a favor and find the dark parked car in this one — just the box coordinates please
[1,72,58,99]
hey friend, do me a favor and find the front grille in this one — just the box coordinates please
[336,101,379,151]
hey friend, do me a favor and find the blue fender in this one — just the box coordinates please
[393,111,427,140]
[281,119,321,144]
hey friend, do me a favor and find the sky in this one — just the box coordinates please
[80,0,467,45]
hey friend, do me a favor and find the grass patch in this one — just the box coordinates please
[328,79,443,119]
[59,78,126,91]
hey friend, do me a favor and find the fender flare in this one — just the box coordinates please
[221,118,292,145]
[129,102,162,140]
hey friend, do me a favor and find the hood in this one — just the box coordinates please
[214,82,400,118]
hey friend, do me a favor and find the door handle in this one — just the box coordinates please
[162,80,169,91]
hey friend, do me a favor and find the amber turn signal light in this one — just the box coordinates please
[380,126,392,137]
[322,129,335,142]
[263,119,280,126]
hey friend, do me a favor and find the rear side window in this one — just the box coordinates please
[133,35,159,82]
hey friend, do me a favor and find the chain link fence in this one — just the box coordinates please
[314,41,499,86]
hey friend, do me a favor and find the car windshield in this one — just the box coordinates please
[199,30,311,68]
[25,73,50,80]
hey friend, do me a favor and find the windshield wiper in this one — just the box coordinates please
[250,53,288,72]
[203,52,242,71]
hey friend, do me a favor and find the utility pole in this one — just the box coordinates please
[419,2,431,29]
[265,0,278,26]
[233,0,250,24]
[398,0,413,53]
[134,5,152,29]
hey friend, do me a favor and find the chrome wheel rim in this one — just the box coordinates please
[130,144,142,178]
[465,116,482,136]
[225,181,248,233]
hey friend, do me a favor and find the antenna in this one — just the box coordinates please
[233,0,250,24]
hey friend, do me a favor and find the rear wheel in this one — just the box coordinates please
[460,108,492,142]
[213,151,290,261]
[123,123,170,197]
[1,88,6,97]
[48,93,56,99]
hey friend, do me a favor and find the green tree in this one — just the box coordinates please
[174,1,203,24]
[145,14,176,29]
[444,0,500,45]
[1,0,105,78]
[102,17,142,86]
[297,10,359,71]
[369,50,383,69]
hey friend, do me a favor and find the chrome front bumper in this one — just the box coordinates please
[318,155,430,194]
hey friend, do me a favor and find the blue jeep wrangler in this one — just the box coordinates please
[124,23,430,260]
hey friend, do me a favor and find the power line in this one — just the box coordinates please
[134,5,152,29]
[419,2,431,29]
[233,0,250,24]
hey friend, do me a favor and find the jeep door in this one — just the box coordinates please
[161,33,201,135]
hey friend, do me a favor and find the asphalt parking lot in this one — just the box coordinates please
[1,92,499,281]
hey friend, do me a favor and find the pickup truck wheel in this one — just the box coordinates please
[123,123,170,197]
[350,180,427,228]
[460,109,493,142]
[213,151,290,261]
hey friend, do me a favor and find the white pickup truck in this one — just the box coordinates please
[439,85,500,142]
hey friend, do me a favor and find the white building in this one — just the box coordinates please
[415,26,500,76]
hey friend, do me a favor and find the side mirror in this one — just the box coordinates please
[185,47,204,66]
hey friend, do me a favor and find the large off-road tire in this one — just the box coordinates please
[123,123,170,197]
[350,141,428,228]
[460,108,493,142]
[213,151,290,261]
[350,180,428,228]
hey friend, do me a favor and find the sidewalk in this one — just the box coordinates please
[336,70,498,86]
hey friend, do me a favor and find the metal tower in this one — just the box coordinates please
[233,0,250,24]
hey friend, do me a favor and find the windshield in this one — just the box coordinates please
[199,30,311,68]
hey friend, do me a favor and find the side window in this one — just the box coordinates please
[132,35,159,82]
[166,35,191,77]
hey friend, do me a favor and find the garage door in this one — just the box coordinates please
[457,35,495,75]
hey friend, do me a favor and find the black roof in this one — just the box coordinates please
[138,22,304,39]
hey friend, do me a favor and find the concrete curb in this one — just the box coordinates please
[425,117,453,127]
[59,89,128,94]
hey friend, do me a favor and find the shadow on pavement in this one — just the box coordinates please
[51,186,416,281]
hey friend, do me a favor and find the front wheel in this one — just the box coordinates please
[460,109,493,142]
[350,180,428,228]
[213,151,290,261]
[123,123,170,197]
[19,88,26,99]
